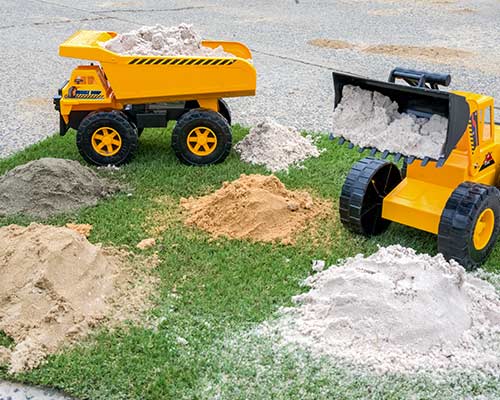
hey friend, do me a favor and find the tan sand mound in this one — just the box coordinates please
[0,223,155,373]
[180,174,328,244]
[0,158,118,218]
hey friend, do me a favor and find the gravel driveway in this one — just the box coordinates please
[0,0,499,158]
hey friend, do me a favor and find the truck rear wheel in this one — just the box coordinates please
[172,109,232,166]
[77,111,138,166]
[340,157,402,236]
[438,182,500,270]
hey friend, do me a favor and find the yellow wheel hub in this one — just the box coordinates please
[473,208,495,250]
[187,127,217,156]
[91,127,122,157]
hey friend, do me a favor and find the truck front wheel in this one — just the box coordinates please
[172,109,232,166]
[76,111,138,166]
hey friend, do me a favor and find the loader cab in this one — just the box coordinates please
[453,92,495,147]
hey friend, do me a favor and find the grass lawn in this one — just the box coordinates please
[0,126,498,399]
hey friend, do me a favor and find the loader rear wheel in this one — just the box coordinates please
[438,182,500,270]
[340,157,402,236]
[77,111,138,166]
[172,109,231,166]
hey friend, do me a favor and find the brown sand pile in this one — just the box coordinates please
[0,223,154,373]
[0,158,118,218]
[180,174,327,244]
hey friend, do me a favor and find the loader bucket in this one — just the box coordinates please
[332,70,470,166]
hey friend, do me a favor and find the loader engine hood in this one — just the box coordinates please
[332,69,470,166]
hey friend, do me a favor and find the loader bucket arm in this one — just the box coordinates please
[332,70,470,166]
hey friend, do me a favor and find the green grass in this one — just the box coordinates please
[0,126,498,399]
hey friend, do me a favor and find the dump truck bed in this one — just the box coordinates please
[59,30,256,104]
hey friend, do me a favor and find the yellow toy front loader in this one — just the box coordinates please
[54,30,256,166]
[336,68,500,268]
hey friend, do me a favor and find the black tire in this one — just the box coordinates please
[340,157,402,236]
[185,99,231,125]
[218,98,231,125]
[77,111,138,166]
[438,182,500,270]
[172,109,232,166]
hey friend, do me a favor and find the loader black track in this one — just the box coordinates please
[438,182,500,270]
[340,157,402,236]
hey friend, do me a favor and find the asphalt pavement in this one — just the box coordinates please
[0,0,499,158]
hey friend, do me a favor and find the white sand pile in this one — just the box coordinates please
[0,223,155,373]
[332,85,448,159]
[235,121,321,172]
[270,245,500,375]
[0,158,118,218]
[103,23,233,57]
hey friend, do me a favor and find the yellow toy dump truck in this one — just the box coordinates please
[335,68,500,268]
[54,30,256,166]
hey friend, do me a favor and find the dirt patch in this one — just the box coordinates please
[0,223,156,373]
[363,44,473,63]
[0,158,118,218]
[270,245,500,375]
[103,23,233,57]
[180,174,329,244]
[449,7,476,14]
[367,8,404,16]
[308,39,354,50]
[308,38,473,65]
[235,120,321,172]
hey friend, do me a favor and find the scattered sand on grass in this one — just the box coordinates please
[65,223,93,237]
[0,223,156,373]
[268,245,500,375]
[137,237,156,250]
[0,158,118,218]
[180,174,328,244]
[332,85,448,159]
[103,23,233,57]
[235,121,321,172]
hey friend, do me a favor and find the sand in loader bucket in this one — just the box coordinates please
[0,158,118,218]
[0,223,154,373]
[332,85,448,159]
[180,174,328,244]
[103,23,233,57]
[272,245,500,375]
